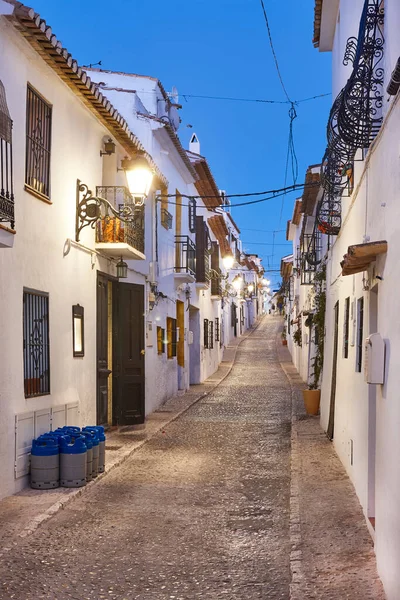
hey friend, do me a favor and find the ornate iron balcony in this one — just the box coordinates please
[300,229,322,286]
[317,0,384,236]
[95,186,144,255]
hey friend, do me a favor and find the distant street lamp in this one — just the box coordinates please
[232,275,243,291]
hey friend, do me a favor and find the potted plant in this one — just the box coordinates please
[281,326,287,346]
[302,263,326,415]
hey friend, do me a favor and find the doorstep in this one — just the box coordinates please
[0,322,259,549]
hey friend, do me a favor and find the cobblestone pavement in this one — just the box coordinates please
[0,317,386,599]
[0,317,292,600]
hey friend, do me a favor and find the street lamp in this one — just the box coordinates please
[222,254,234,270]
[121,155,154,201]
[116,257,128,279]
[75,153,154,242]
[232,275,243,291]
[247,283,254,294]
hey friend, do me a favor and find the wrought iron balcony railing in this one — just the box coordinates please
[95,186,144,254]
[174,235,196,276]
[300,229,322,286]
[161,208,173,230]
[0,80,14,229]
[317,0,384,236]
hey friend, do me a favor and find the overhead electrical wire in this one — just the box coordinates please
[180,92,330,105]
[259,0,292,103]
[159,181,319,202]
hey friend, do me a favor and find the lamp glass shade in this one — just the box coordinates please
[247,284,254,293]
[232,276,243,290]
[125,156,153,198]
[116,258,128,279]
[222,255,234,270]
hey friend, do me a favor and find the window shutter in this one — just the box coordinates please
[215,318,220,342]
[172,319,177,357]
[196,216,205,282]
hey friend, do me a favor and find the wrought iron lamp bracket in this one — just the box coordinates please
[75,179,139,242]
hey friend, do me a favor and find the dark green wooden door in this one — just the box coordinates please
[113,282,145,425]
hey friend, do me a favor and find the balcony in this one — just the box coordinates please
[174,235,196,284]
[95,186,145,260]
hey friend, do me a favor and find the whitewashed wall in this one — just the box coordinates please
[319,1,400,597]
[0,20,123,498]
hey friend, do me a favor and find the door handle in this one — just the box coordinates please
[140,349,145,355]
[98,368,112,376]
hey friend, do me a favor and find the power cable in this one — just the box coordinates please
[259,0,292,103]
[180,92,330,105]
[159,181,318,202]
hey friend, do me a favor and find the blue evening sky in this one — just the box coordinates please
[32,0,332,288]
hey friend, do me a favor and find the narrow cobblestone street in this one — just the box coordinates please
[0,317,384,599]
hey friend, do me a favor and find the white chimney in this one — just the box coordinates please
[189,133,200,155]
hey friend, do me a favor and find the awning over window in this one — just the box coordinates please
[341,241,387,276]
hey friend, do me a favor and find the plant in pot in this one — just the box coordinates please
[281,326,287,346]
[302,263,326,415]
[293,321,302,347]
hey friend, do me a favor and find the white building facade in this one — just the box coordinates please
[0,0,262,501]
[290,2,400,597]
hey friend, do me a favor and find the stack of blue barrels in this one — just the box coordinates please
[30,426,106,489]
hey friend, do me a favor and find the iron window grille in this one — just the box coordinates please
[174,235,196,276]
[188,198,196,233]
[25,85,52,199]
[161,207,173,230]
[204,319,209,348]
[23,289,50,397]
[0,79,14,228]
[209,320,214,350]
[215,318,220,342]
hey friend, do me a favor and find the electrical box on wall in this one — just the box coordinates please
[188,331,194,345]
[364,333,385,384]
[146,321,153,347]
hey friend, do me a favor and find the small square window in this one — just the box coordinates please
[72,305,84,357]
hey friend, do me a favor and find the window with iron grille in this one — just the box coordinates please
[215,318,220,342]
[167,318,177,358]
[343,297,350,358]
[204,319,209,348]
[209,320,214,349]
[356,297,364,373]
[188,198,196,233]
[23,289,50,397]
[25,85,52,199]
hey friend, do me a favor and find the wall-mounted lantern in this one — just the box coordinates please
[222,254,234,270]
[121,155,154,201]
[100,138,116,157]
[116,257,128,279]
[72,304,84,357]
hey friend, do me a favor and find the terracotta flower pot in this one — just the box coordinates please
[302,389,321,415]
[282,339,287,346]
